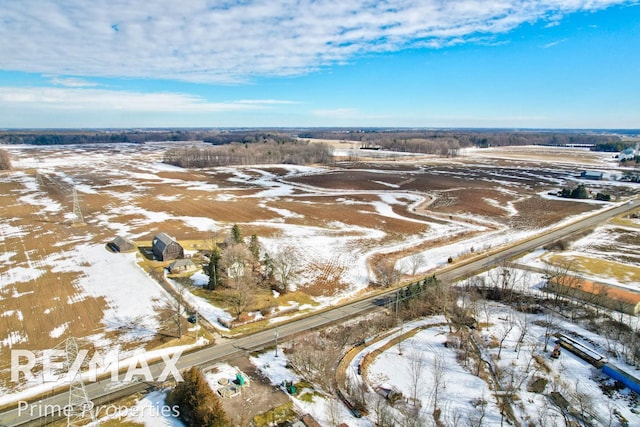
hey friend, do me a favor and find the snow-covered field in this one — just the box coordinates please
[0,142,639,424]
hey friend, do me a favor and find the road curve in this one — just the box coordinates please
[1,199,637,427]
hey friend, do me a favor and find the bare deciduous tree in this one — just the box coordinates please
[497,315,515,359]
[373,258,402,288]
[544,261,583,314]
[373,395,395,427]
[288,334,341,391]
[468,394,488,427]
[514,313,529,356]
[271,245,300,293]
[226,282,254,318]
[407,350,425,403]
[431,351,446,419]
[220,243,254,290]
[407,253,425,276]
[542,311,560,353]
[161,285,188,339]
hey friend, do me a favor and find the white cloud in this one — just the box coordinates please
[0,87,294,113]
[0,1,634,83]
[49,77,99,88]
[541,38,569,48]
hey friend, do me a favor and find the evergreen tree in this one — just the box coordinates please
[261,252,275,287]
[248,234,260,260]
[571,184,589,199]
[166,366,228,427]
[206,247,221,290]
[231,224,242,244]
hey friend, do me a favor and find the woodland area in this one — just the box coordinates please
[163,140,333,167]
[0,129,205,145]
[298,129,624,151]
[0,129,295,146]
[0,128,629,150]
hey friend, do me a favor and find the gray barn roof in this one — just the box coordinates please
[169,259,195,270]
[153,232,176,249]
[109,235,135,252]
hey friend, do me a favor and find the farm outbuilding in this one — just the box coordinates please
[168,259,195,274]
[546,278,640,315]
[108,236,135,253]
[152,232,184,261]
[580,170,604,180]
[619,147,637,161]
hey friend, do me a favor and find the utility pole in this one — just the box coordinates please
[61,337,95,426]
[274,329,279,357]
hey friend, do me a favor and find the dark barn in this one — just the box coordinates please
[152,232,184,261]
[108,236,135,253]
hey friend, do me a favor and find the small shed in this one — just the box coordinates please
[168,259,195,274]
[108,236,135,253]
[152,232,184,261]
[580,171,603,180]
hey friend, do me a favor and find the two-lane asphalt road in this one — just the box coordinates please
[2,199,637,427]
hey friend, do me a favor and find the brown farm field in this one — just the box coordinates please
[0,142,638,395]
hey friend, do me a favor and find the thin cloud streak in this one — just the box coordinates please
[0,1,635,83]
[49,77,100,88]
[541,38,569,48]
[0,87,294,113]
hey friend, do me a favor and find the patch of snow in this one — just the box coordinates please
[49,322,68,339]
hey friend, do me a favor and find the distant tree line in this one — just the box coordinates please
[591,142,629,152]
[163,140,333,167]
[0,130,213,145]
[202,131,294,145]
[0,149,11,170]
[2,129,628,152]
[298,129,622,150]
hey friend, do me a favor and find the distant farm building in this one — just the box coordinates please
[546,277,640,315]
[108,236,135,253]
[168,259,195,274]
[619,146,638,161]
[580,171,603,180]
[152,232,184,261]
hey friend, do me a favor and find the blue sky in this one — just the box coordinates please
[0,0,638,129]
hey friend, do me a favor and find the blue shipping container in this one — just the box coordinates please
[602,364,640,394]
